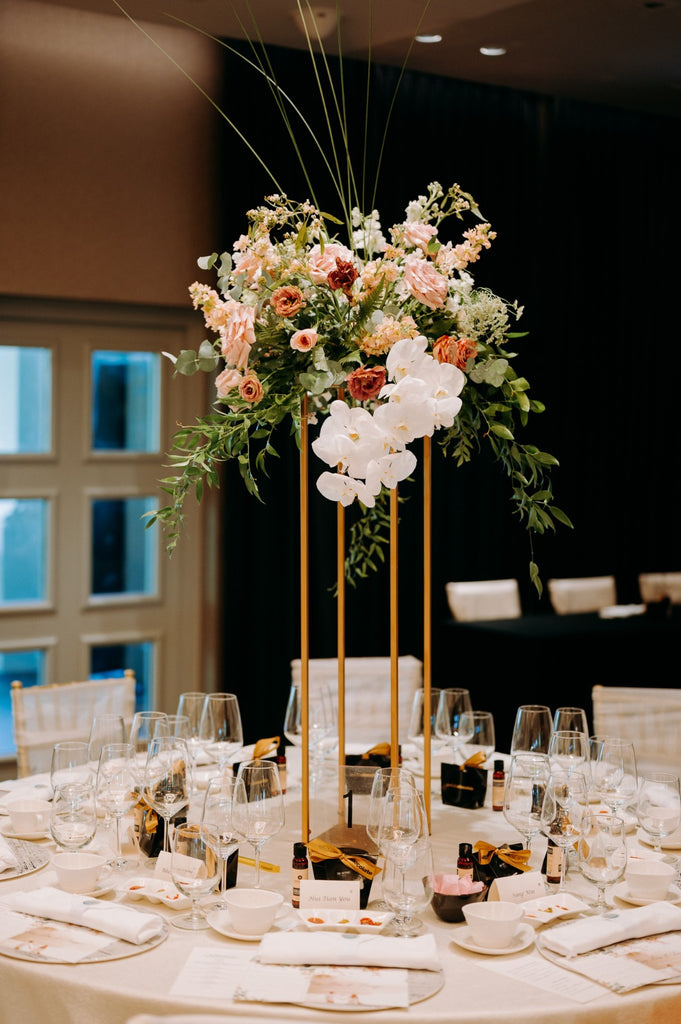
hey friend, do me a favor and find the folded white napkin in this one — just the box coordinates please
[258,931,441,971]
[0,779,52,813]
[0,837,19,873]
[541,902,681,957]
[0,886,165,944]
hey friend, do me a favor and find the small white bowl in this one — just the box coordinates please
[221,888,284,935]
[462,900,525,949]
[52,851,108,894]
[626,860,676,901]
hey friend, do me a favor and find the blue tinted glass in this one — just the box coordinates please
[0,498,49,605]
[0,649,45,757]
[91,351,160,452]
[90,643,153,711]
[91,497,157,597]
[0,346,52,454]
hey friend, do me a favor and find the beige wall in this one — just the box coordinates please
[0,0,222,307]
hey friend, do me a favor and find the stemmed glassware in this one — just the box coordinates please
[170,822,221,930]
[510,704,553,756]
[199,694,244,770]
[594,738,638,815]
[458,711,495,766]
[548,729,590,783]
[578,812,627,910]
[130,711,169,764]
[176,692,208,764]
[50,781,97,852]
[366,766,417,910]
[433,688,471,763]
[201,774,239,909]
[283,684,336,787]
[503,753,550,851]
[553,706,589,736]
[232,759,285,887]
[95,741,141,870]
[50,741,91,792]
[382,836,435,937]
[143,735,191,855]
[539,768,589,892]
[637,771,681,858]
[88,714,126,771]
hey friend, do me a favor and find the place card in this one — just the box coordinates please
[488,870,546,903]
[299,879,361,909]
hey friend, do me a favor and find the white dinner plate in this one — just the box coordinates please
[0,821,49,842]
[612,881,681,907]
[451,923,535,956]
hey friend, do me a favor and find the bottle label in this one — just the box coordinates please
[457,865,474,880]
[545,842,563,883]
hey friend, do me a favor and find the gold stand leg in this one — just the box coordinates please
[423,437,432,833]
[300,396,310,841]
[390,486,399,768]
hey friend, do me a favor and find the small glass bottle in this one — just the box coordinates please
[291,842,309,908]
[492,759,505,811]
[457,841,474,880]
[276,751,287,794]
[543,833,563,886]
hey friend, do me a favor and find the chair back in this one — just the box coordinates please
[445,579,521,622]
[290,656,422,746]
[638,572,681,604]
[547,575,616,615]
[592,684,681,778]
[11,670,136,776]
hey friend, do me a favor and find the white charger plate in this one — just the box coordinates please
[613,881,681,906]
[0,821,49,842]
[452,923,535,956]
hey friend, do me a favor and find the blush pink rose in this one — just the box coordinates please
[402,222,438,252]
[238,373,264,404]
[403,255,448,309]
[290,328,319,352]
[219,299,257,369]
[215,367,242,397]
[307,243,355,284]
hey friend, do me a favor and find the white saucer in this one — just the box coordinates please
[452,923,535,956]
[56,880,115,898]
[206,904,290,942]
[0,821,49,841]
[613,881,681,906]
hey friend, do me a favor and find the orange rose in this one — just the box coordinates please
[433,335,457,364]
[239,373,264,404]
[346,366,386,402]
[271,286,306,317]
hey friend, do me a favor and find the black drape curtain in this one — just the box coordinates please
[213,43,681,741]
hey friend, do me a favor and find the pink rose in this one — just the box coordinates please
[403,255,448,309]
[402,222,438,252]
[238,373,264,404]
[290,328,318,352]
[219,299,256,369]
[307,243,354,284]
[215,367,242,397]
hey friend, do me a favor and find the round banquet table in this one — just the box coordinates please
[1,753,681,1024]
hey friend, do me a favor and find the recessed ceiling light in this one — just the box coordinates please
[416,34,443,44]
[479,45,507,56]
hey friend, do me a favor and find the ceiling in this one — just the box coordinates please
[41,0,681,118]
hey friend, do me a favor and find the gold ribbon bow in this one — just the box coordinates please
[463,751,487,768]
[253,735,280,758]
[473,841,533,872]
[361,742,390,760]
[306,839,382,880]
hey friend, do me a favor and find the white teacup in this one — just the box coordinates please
[52,852,109,894]
[7,798,51,834]
[462,900,525,948]
[626,860,676,901]
[222,888,284,935]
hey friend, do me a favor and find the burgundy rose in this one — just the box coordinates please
[328,258,358,296]
[346,366,387,402]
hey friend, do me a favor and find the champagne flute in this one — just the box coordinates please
[201,774,239,908]
[459,711,495,766]
[637,772,681,858]
[199,694,244,769]
[594,737,638,815]
[50,741,92,792]
[539,768,589,892]
[382,836,435,937]
[50,781,97,852]
[129,711,169,765]
[578,812,627,910]
[510,704,553,756]
[143,735,191,855]
[232,760,285,887]
[170,822,221,930]
[95,742,140,871]
[503,753,550,851]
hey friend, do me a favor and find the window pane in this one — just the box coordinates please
[0,498,49,605]
[91,497,157,597]
[0,649,45,757]
[0,346,52,454]
[91,351,160,452]
[90,643,153,711]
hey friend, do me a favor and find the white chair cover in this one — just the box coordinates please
[638,572,681,604]
[547,575,616,614]
[445,579,521,622]
[592,684,681,777]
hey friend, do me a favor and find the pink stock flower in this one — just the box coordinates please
[215,367,242,397]
[401,222,438,252]
[219,300,256,369]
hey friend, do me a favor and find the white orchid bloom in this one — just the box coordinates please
[316,471,376,507]
[311,399,388,478]
[385,336,430,382]
[373,392,437,444]
[365,450,418,493]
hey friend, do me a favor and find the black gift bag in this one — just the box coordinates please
[441,759,488,809]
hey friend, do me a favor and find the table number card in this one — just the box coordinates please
[488,870,546,903]
[299,879,361,909]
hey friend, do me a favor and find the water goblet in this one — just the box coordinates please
[510,704,553,756]
[199,693,244,769]
[201,774,239,909]
[503,753,550,852]
[637,771,681,859]
[143,735,191,855]
[382,836,435,937]
[578,812,627,910]
[50,781,97,852]
[539,768,589,892]
[170,822,221,930]
[232,759,285,888]
[95,741,140,871]
[432,687,471,763]
[366,766,417,910]
[459,711,496,767]
[129,711,169,765]
[50,741,92,792]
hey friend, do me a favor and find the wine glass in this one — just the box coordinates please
[594,737,638,815]
[433,688,471,763]
[578,812,627,909]
[95,742,141,871]
[129,711,169,764]
[50,741,92,791]
[199,694,244,769]
[143,735,191,855]
[407,687,445,769]
[232,760,285,887]
[283,684,336,786]
[50,781,97,852]
[503,753,550,851]
[548,729,590,782]
[170,822,221,930]
[637,771,681,858]
[553,706,590,736]
[176,692,208,763]
[458,711,495,766]
[201,774,239,909]
[88,714,126,770]
[510,704,553,756]
[382,836,435,937]
[539,768,589,892]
